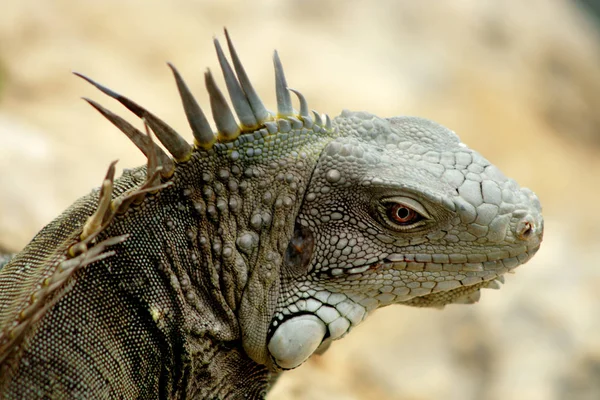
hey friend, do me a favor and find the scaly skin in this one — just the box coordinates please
[0,31,543,398]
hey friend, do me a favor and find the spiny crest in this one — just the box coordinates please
[75,28,334,169]
[0,138,171,364]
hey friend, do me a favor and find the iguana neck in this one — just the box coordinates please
[99,131,330,353]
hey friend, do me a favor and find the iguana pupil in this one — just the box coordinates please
[389,204,419,225]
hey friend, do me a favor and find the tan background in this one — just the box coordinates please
[1,1,599,399]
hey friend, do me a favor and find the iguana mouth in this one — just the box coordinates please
[306,242,541,310]
[383,242,541,273]
[400,281,492,307]
[319,242,541,309]
[393,243,542,307]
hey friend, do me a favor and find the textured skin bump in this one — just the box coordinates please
[268,314,326,369]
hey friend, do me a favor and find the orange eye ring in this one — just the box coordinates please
[388,203,421,225]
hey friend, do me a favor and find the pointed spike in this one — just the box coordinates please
[486,280,502,290]
[106,160,118,182]
[143,113,192,162]
[300,114,314,129]
[74,72,120,100]
[454,290,481,304]
[204,69,240,142]
[288,88,309,117]
[325,114,332,131]
[142,117,174,179]
[74,72,146,117]
[81,160,117,241]
[214,39,258,129]
[273,50,293,117]
[167,63,215,149]
[469,290,481,303]
[84,98,147,152]
[75,72,192,162]
[82,98,174,177]
[224,29,270,123]
[312,110,323,126]
[142,119,159,184]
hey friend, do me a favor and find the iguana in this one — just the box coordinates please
[0,30,543,399]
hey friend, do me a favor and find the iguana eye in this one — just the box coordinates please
[387,203,422,225]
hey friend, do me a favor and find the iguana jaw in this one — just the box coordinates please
[398,241,542,308]
[380,238,542,307]
[264,238,542,370]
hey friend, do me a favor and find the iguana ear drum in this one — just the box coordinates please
[283,224,315,278]
[267,314,326,369]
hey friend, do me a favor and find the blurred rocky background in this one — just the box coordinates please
[1,1,599,399]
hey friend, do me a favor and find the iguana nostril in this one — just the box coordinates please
[517,219,534,240]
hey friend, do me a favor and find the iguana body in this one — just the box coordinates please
[0,31,543,398]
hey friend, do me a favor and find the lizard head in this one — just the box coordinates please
[268,111,543,369]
